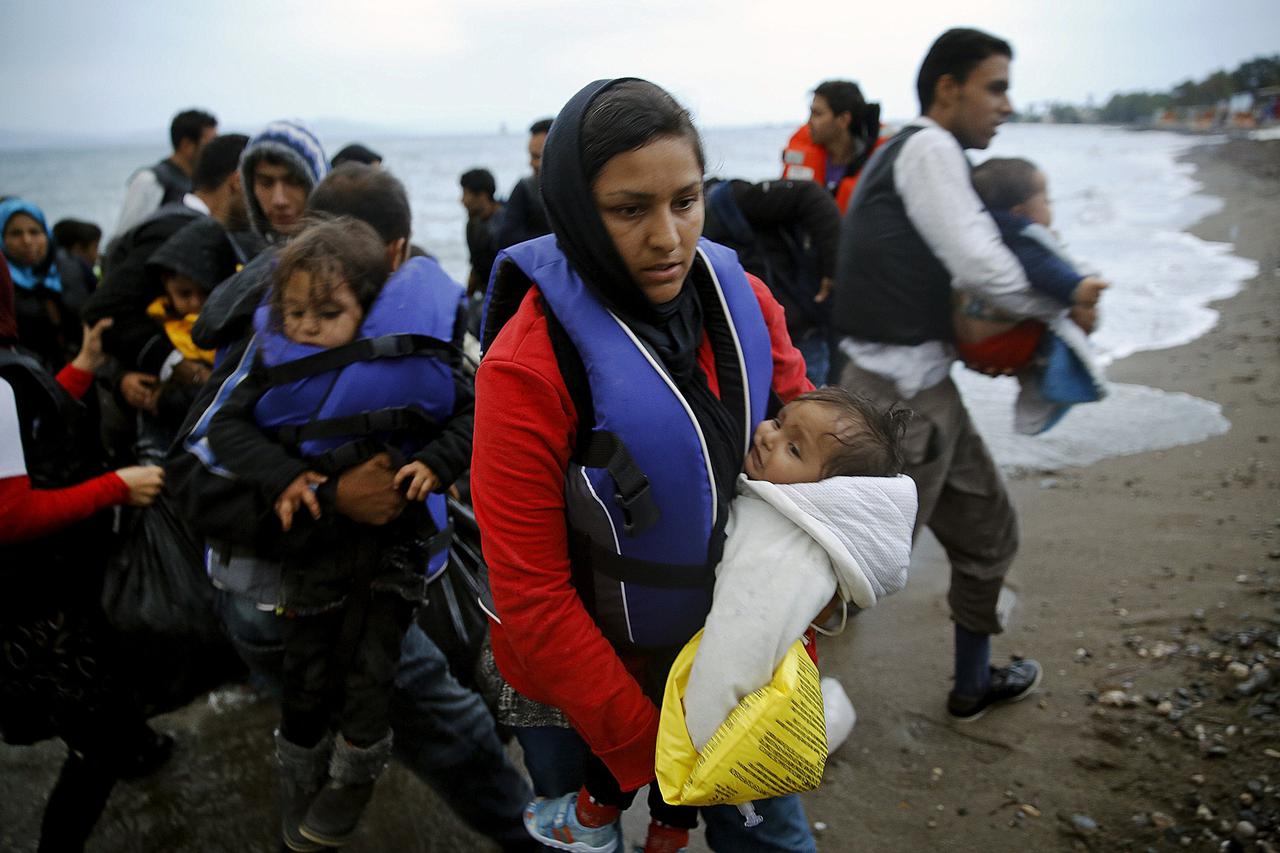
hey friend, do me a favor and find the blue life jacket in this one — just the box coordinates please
[485,235,773,649]
[254,256,464,578]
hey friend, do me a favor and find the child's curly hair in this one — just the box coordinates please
[795,386,911,478]
[268,215,389,329]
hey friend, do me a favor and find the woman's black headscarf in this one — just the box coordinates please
[540,78,743,558]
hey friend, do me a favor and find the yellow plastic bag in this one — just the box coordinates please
[655,628,826,807]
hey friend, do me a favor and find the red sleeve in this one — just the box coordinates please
[0,472,129,544]
[472,290,661,790]
[747,273,814,401]
[54,363,95,400]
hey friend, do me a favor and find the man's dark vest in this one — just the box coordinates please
[151,158,193,207]
[833,125,955,344]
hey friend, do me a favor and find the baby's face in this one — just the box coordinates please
[744,400,844,485]
[164,273,206,317]
[1013,170,1052,228]
[280,271,363,348]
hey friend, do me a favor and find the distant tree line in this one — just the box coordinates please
[1099,54,1279,123]
[1015,55,1280,124]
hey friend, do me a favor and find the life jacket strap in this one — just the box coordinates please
[576,431,660,536]
[568,530,712,589]
[262,333,458,386]
[274,407,441,446]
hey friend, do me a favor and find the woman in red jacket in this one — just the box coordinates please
[0,260,171,853]
[473,79,815,853]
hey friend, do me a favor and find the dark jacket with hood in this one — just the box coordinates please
[84,204,263,376]
[701,178,840,340]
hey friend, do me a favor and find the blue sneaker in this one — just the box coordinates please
[523,791,621,853]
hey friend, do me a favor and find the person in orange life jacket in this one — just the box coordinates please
[780,79,884,215]
[114,109,217,236]
[206,217,471,850]
[474,78,815,853]
[834,28,1047,724]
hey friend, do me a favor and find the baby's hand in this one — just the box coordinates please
[275,471,328,531]
[394,461,440,502]
[1072,276,1108,307]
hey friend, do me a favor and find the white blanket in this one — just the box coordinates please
[682,474,917,750]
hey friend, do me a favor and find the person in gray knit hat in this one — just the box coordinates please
[241,120,328,241]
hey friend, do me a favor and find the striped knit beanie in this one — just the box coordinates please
[240,120,328,238]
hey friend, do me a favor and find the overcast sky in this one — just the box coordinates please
[5,0,1278,139]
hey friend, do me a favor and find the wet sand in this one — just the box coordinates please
[795,136,1280,852]
[2,137,1277,852]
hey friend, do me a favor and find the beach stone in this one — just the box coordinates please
[1020,804,1042,818]
[1152,812,1176,829]
[1237,820,1257,838]
[1205,745,1231,758]
[1229,661,1253,679]
[1241,792,1255,806]
[1158,700,1175,716]
[1192,774,1206,785]
[1100,690,1134,707]
[1070,814,1098,834]
[1199,804,1216,821]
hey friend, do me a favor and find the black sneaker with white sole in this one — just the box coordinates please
[947,659,1043,722]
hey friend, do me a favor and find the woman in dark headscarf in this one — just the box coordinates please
[1,197,89,368]
[0,262,171,853]
[473,79,817,853]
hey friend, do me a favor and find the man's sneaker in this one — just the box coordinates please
[523,791,621,853]
[947,659,1043,722]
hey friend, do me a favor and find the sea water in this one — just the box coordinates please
[0,124,1254,470]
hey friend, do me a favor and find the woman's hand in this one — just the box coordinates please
[394,460,440,502]
[274,471,328,531]
[115,465,164,506]
[70,317,113,374]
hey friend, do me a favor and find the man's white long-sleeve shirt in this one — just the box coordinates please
[844,117,1055,399]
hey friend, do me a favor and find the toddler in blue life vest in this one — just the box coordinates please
[526,387,917,853]
[206,218,470,850]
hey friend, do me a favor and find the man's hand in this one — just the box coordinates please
[334,453,406,526]
[1072,276,1108,307]
[394,460,440,502]
[119,372,159,413]
[115,465,164,506]
[171,359,212,389]
[1069,304,1098,334]
[274,471,327,532]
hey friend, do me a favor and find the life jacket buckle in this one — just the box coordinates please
[615,479,659,536]
[369,335,415,359]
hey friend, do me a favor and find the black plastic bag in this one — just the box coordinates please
[416,497,492,689]
[101,492,224,644]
